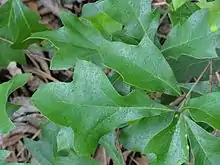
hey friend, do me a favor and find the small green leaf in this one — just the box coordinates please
[184,92,220,129]
[82,0,159,41]
[82,2,122,40]
[100,132,124,165]
[172,0,189,10]
[25,138,55,165]
[185,116,220,165]
[0,27,25,67]
[120,113,173,153]
[57,127,74,152]
[32,60,172,155]
[162,9,219,59]
[0,74,30,133]
[144,114,189,165]
[24,123,61,165]
[31,11,180,95]
[0,0,46,45]
[0,0,46,67]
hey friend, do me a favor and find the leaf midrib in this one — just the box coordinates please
[161,31,213,53]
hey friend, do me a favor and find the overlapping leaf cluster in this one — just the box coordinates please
[1,0,220,165]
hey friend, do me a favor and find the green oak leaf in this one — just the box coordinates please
[184,92,220,129]
[172,0,189,10]
[82,0,159,41]
[25,122,97,165]
[169,2,199,26]
[32,60,173,155]
[30,11,180,95]
[0,0,46,45]
[0,27,25,67]
[185,116,220,165]
[0,0,46,67]
[121,114,189,165]
[100,132,124,165]
[81,2,122,40]
[120,113,173,153]
[162,9,220,59]
[0,74,30,133]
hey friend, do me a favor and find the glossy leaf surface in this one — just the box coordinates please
[82,0,159,41]
[31,11,180,95]
[32,60,172,155]
[162,9,219,59]
[186,117,220,165]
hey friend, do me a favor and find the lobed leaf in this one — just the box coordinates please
[0,74,31,133]
[82,0,159,41]
[25,122,97,165]
[0,0,46,45]
[0,0,46,67]
[32,60,173,155]
[162,9,220,59]
[0,27,25,67]
[30,11,180,95]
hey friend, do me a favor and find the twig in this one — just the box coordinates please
[130,157,141,165]
[156,33,167,39]
[128,152,136,165]
[17,129,41,157]
[152,1,168,7]
[178,63,210,111]
[209,60,213,92]
[215,70,220,87]
[169,94,186,106]
[116,129,126,165]
[23,66,59,82]
[160,9,169,24]
[25,52,41,70]
[29,53,51,62]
